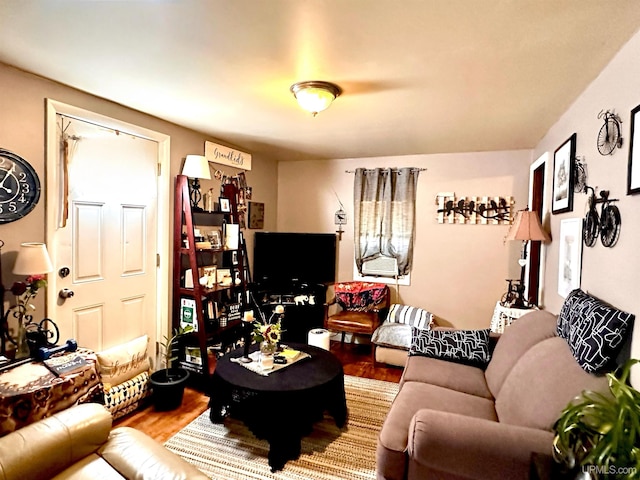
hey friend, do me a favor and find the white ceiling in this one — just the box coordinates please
[1,1,640,161]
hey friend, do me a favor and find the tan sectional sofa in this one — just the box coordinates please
[376,310,611,480]
[0,403,208,480]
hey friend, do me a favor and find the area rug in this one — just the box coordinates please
[164,375,399,479]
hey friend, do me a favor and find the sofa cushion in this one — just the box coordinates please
[377,381,497,480]
[409,328,492,367]
[97,335,150,388]
[103,370,151,420]
[557,288,634,373]
[485,310,558,398]
[386,303,434,330]
[401,355,493,399]
[51,454,125,480]
[371,322,413,350]
[99,427,210,480]
[495,337,608,431]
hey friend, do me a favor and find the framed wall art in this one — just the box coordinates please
[557,217,583,298]
[248,201,265,229]
[552,133,576,214]
[627,103,640,195]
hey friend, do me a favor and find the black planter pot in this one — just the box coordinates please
[149,368,190,411]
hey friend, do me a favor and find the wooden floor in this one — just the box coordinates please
[115,342,403,443]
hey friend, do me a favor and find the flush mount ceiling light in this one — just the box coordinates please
[290,81,342,116]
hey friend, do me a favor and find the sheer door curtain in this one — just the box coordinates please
[353,168,420,276]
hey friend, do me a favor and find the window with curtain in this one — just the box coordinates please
[353,167,420,277]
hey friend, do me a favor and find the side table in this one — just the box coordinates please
[490,301,537,333]
[0,349,104,436]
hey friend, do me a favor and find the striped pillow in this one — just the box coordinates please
[386,304,433,330]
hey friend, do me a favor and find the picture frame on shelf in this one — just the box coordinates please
[557,217,583,298]
[198,265,217,289]
[627,104,640,195]
[223,223,240,249]
[552,133,576,214]
[207,230,221,249]
[219,197,231,213]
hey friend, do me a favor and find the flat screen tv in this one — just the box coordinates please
[253,232,337,287]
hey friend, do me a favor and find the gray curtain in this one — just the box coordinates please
[354,167,419,276]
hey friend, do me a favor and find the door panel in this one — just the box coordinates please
[73,202,104,282]
[52,116,158,352]
[73,305,104,348]
[122,205,146,275]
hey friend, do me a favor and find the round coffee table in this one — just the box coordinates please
[208,342,347,472]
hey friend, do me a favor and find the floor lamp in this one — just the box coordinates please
[505,210,550,308]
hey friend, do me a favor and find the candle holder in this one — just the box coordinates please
[239,311,254,363]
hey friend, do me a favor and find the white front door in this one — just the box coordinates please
[49,115,159,351]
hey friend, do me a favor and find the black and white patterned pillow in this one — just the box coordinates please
[386,304,434,330]
[557,289,635,373]
[409,328,492,367]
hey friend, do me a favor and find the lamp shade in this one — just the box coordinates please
[181,155,211,180]
[505,210,550,242]
[13,242,53,275]
[290,81,342,116]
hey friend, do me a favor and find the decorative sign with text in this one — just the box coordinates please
[205,141,252,171]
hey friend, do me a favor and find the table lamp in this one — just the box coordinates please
[13,242,54,276]
[11,242,54,359]
[505,210,550,307]
[181,155,211,212]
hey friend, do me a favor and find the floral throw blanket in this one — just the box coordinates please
[335,282,388,312]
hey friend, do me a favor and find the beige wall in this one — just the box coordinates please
[0,63,278,327]
[533,30,640,380]
[277,151,531,329]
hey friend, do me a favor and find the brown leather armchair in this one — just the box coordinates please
[324,282,390,358]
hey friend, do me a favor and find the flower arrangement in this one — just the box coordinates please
[251,304,285,350]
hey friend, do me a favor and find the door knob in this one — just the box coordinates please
[59,288,74,299]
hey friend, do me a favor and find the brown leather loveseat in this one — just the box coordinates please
[0,403,208,480]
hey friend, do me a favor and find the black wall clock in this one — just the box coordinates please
[0,148,41,224]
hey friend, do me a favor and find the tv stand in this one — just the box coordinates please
[251,283,328,343]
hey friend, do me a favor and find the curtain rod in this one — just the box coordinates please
[344,168,427,173]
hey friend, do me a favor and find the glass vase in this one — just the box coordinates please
[259,341,277,370]
[15,317,31,359]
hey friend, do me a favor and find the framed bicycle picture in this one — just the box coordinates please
[627,103,640,195]
[552,133,576,214]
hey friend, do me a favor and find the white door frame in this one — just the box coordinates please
[528,152,549,308]
[44,99,171,348]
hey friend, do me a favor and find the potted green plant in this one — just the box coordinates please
[149,326,193,411]
[552,358,640,479]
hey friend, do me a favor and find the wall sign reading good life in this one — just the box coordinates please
[205,141,252,171]
[435,193,514,224]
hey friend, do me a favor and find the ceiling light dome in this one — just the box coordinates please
[290,81,342,116]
